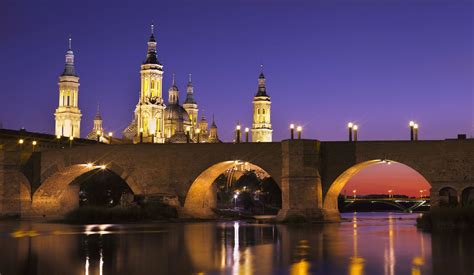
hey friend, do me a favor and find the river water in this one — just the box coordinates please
[0,212,472,275]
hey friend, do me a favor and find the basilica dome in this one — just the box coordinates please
[165,104,191,122]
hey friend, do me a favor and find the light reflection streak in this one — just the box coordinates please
[349,212,365,275]
[85,256,89,275]
[233,222,240,274]
[384,213,395,275]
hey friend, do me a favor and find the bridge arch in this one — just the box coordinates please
[323,159,432,212]
[438,186,459,207]
[31,163,141,217]
[182,160,280,218]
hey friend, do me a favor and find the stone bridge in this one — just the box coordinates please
[0,139,472,221]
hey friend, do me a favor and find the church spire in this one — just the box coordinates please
[144,23,160,65]
[256,64,268,97]
[185,73,197,104]
[62,35,76,76]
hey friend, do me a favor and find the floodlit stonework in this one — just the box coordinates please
[0,138,471,221]
[251,66,272,142]
[54,37,82,138]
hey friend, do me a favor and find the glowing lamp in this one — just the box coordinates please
[18,139,24,144]
[32,141,37,146]
[245,127,249,133]
[236,125,241,130]
[296,126,302,132]
[56,135,61,139]
[409,121,415,127]
[290,124,295,129]
[348,122,354,128]
[108,132,113,137]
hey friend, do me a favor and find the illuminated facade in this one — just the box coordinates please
[123,24,166,143]
[251,67,272,142]
[123,25,220,143]
[54,37,82,138]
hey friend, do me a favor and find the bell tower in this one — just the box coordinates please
[251,65,272,142]
[54,36,82,138]
[134,24,166,143]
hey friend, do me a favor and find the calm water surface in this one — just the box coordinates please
[0,212,472,275]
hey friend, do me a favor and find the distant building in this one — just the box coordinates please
[251,66,272,142]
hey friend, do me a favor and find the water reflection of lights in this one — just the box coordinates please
[349,212,366,275]
[384,213,395,275]
[232,222,239,274]
[290,240,311,275]
[84,224,113,235]
[85,256,90,275]
[10,230,39,238]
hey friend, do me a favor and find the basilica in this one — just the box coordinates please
[54,25,272,143]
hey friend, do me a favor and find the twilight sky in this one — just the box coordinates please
[0,0,472,195]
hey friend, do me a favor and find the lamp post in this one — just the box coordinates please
[419,189,424,199]
[414,123,419,141]
[196,128,201,143]
[69,136,73,148]
[108,132,113,144]
[348,122,354,141]
[245,127,249,142]
[96,130,101,143]
[32,140,37,152]
[235,125,241,143]
[18,139,24,150]
[388,189,393,198]
[186,126,190,143]
[290,124,295,140]
[296,126,302,139]
[56,134,61,147]
[353,189,357,199]
[353,125,358,142]
[409,121,415,141]
[139,128,144,144]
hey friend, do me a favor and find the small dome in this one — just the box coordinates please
[165,104,190,122]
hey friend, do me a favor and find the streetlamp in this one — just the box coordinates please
[296,126,302,139]
[353,189,357,199]
[290,124,295,140]
[388,189,393,198]
[409,121,415,141]
[233,193,239,208]
[419,189,423,199]
[18,139,24,150]
[414,123,419,141]
[245,127,249,142]
[186,126,191,143]
[108,132,113,144]
[69,136,74,148]
[353,125,358,142]
[139,128,144,144]
[96,130,101,143]
[196,128,201,143]
[235,124,241,143]
[32,140,37,152]
[348,122,354,141]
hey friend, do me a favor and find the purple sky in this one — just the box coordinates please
[1,0,472,142]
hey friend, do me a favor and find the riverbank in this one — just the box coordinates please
[416,207,474,230]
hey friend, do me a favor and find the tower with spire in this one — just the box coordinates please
[126,24,165,143]
[183,73,199,133]
[54,36,82,138]
[86,105,105,140]
[251,65,272,142]
[208,115,221,143]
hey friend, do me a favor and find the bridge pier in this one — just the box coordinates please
[277,140,325,222]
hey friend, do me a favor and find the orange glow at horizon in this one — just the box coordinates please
[342,162,431,197]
